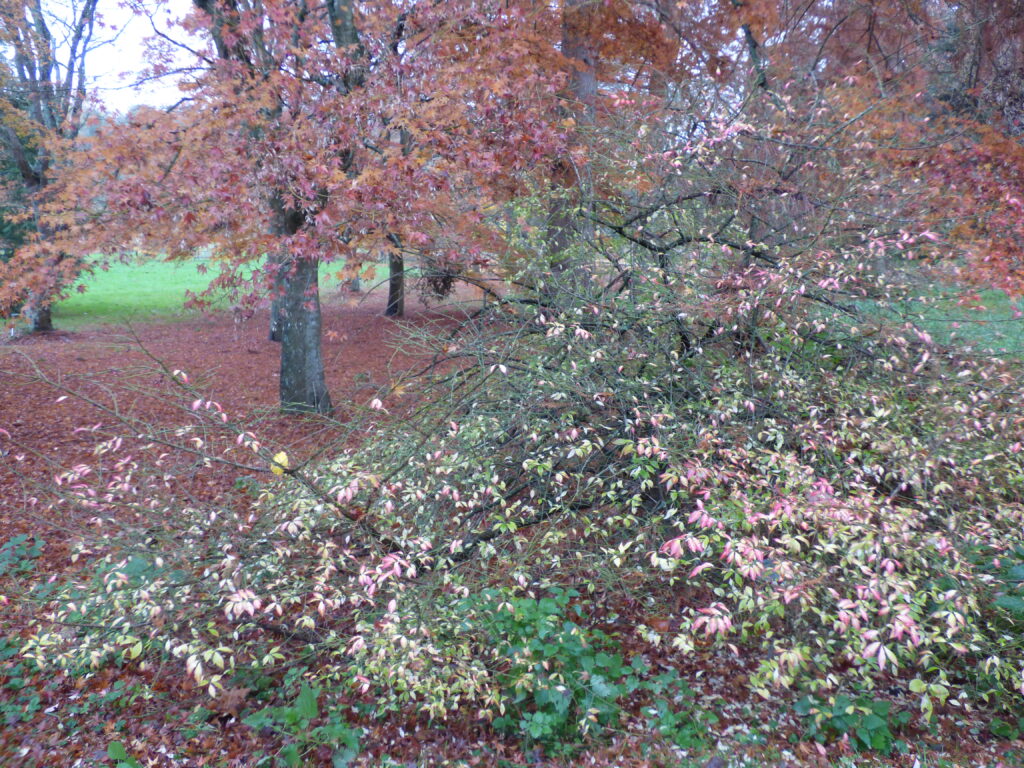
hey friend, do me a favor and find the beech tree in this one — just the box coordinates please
[29,0,578,412]
[0,0,98,331]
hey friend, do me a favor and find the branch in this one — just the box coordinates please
[0,125,40,186]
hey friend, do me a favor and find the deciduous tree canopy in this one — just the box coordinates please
[5,0,1024,407]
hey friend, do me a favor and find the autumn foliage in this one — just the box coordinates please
[2,0,1024,763]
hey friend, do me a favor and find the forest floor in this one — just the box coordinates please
[0,286,1021,767]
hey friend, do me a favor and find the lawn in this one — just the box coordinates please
[51,257,384,330]
[868,288,1024,357]
[52,259,216,330]
[915,289,1024,356]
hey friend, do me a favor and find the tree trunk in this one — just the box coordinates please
[268,251,284,342]
[268,302,282,341]
[561,0,598,115]
[385,250,404,317]
[269,197,331,414]
[545,0,597,286]
[277,255,332,414]
[545,192,575,267]
[26,299,52,332]
[25,197,57,333]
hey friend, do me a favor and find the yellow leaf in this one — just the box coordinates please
[271,451,289,475]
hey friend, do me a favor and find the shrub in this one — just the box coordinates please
[15,234,1024,734]
[794,694,911,754]
[474,587,638,743]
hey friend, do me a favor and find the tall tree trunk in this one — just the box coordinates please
[277,254,332,414]
[545,188,575,268]
[385,250,404,317]
[546,0,597,285]
[270,198,332,414]
[22,187,57,333]
[561,0,598,113]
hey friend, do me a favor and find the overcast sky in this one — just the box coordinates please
[87,0,196,113]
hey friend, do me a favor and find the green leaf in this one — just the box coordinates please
[107,742,141,768]
[243,708,276,730]
[990,718,1019,740]
[929,683,949,702]
[862,713,885,730]
[871,728,892,752]
[295,683,319,720]
[994,595,1024,617]
[591,675,618,699]
[280,743,302,767]
[107,743,129,761]
[1005,564,1024,581]
[794,696,815,716]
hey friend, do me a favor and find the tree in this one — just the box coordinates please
[28,0,577,412]
[13,0,1024,409]
[20,42,1024,736]
[0,0,98,331]
[0,68,31,265]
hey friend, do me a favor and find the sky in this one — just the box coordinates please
[86,0,196,113]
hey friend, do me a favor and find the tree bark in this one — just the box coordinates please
[560,0,598,121]
[545,0,597,286]
[270,198,331,414]
[268,251,284,342]
[385,250,404,317]
[26,301,52,332]
[277,254,332,414]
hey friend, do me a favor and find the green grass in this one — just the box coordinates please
[53,259,216,330]
[50,257,383,331]
[861,287,1023,358]
[917,289,1024,356]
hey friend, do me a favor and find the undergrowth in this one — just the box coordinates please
[8,237,1024,762]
